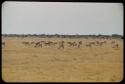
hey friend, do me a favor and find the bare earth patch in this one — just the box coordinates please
[2,37,123,82]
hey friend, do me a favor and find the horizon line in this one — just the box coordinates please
[2,33,123,36]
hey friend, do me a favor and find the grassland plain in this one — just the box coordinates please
[2,37,123,82]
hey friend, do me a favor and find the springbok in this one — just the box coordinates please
[58,41,64,49]
[67,42,77,47]
[112,43,119,48]
[34,41,44,48]
[78,41,82,48]
[111,41,115,44]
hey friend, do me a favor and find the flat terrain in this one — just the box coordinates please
[2,37,123,82]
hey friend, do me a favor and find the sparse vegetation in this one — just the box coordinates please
[2,34,123,82]
[2,34,123,39]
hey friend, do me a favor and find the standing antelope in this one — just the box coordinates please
[111,41,115,44]
[78,41,82,48]
[58,41,64,49]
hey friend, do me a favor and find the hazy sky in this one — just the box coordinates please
[2,1,123,35]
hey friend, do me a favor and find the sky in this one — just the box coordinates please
[2,1,123,35]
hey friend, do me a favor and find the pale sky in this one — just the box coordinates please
[2,1,123,35]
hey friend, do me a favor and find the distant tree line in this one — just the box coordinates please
[2,34,123,39]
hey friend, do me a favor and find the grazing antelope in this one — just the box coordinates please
[44,41,52,46]
[95,41,105,46]
[112,43,119,48]
[67,42,77,47]
[67,42,73,47]
[73,42,77,46]
[34,41,43,48]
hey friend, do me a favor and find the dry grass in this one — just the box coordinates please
[2,37,123,82]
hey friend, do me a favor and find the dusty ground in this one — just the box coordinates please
[2,37,123,82]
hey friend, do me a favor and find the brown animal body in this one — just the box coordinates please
[78,41,82,48]
[58,41,64,49]
[34,41,43,48]
[112,43,119,48]
[67,42,77,47]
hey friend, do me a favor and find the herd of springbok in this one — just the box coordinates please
[2,39,120,49]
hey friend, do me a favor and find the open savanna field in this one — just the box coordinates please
[2,36,123,82]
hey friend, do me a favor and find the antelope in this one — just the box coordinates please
[34,41,44,48]
[111,41,115,44]
[112,43,119,48]
[67,42,77,47]
[78,41,82,48]
[58,41,64,49]
[44,41,52,46]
